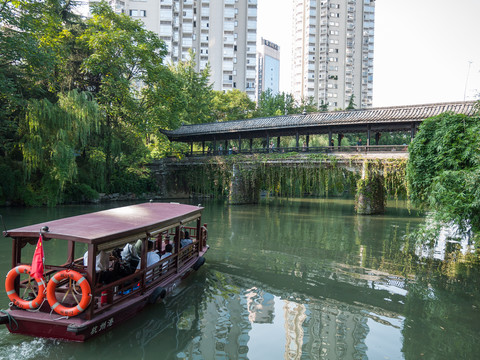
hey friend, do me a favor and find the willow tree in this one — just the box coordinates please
[0,0,82,157]
[78,2,182,189]
[22,90,100,205]
[407,111,480,232]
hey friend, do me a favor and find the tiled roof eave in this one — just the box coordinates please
[163,101,477,139]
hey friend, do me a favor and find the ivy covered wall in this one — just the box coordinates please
[158,154,408,203]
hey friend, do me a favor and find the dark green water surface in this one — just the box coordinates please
[0,198,479,360]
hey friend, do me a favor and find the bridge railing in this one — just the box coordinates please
[167,145,408,158]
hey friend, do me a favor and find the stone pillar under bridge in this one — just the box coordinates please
[355,160,386,215]
[229,163,260,204]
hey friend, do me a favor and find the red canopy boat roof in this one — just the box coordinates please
[5,202,203,244]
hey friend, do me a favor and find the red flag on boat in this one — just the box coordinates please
[30,234,44,279]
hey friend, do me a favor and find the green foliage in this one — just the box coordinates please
[407,111,480,231]
[0,0,73,157]
[346,95,356,110]
[78,2,181,190]
[110,166,156,194]
[63,182,99,203]
[170,50,213,125]
[255,90,297,117]
[21,90,100,204]
[319,100,328,112]
[211,89,256,121]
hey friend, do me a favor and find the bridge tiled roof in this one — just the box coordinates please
[163,101,477,142]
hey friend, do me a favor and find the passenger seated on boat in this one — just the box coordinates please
[102,244,140,282]
[161,244,173,260]
[135,239,160,273]
[84,250,117,284]
[180,231,193,248]
[160,232,173,254]
[160,244,173,273]
[120,242,140,269]
[83,250,109,272]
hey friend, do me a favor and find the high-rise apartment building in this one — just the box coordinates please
[87,0,258,100]
[256,38,280,102]
[291,0,375,110]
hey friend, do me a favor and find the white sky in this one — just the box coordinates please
[257,0,480,107]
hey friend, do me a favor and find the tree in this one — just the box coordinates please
[319,100,328,112]
[0,0,80,157]
[22,90,100,205]
[171,50,213,125]
[79,2,177,189]
[298,96,317,114]
[346,95,356,110]
[407,110,480,231]
[256,90,297,117]
[211,89,255,121]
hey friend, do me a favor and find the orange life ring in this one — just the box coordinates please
[5,265,46,310]
[46,269,92,317]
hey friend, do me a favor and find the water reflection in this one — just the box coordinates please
[1,199,479,359]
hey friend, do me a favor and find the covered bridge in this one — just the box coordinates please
[162,101,477,154]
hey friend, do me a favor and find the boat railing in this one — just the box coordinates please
[91,244,198,314]
[178,241,198,267]
[12,221,207,317]
[14,259,86,297]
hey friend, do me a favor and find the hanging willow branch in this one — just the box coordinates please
[22,90,100,204]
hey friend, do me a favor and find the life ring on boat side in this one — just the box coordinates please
[46,270,92,317]
[5,265,46,310]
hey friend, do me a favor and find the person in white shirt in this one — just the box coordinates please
[136,240,160,272]
[83,250,109,272]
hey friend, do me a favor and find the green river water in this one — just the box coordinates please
[0,198,479,360]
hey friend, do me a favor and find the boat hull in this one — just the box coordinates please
[4,254,206,342]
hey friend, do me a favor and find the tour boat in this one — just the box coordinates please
[0,202,208,342]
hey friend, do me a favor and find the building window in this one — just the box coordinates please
[130,9,146,17]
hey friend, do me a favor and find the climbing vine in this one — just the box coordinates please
[163,154,408,201]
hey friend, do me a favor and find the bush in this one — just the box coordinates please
[63,183,99,203]
[110,166,156,194]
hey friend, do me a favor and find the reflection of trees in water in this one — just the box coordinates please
[384,221,480,359]
[402,271,480,359]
